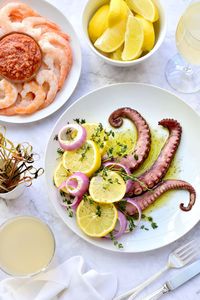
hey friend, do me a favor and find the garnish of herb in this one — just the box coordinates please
[57,148,64,156]
[73,118,86,124]
[79,144,90,161]
[54,134,58,141]
[96,205,101,217]
[109,232,123,249]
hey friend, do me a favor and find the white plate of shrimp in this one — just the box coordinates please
[0,0,81,123]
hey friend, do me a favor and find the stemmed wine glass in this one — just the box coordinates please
[165,0,200,93]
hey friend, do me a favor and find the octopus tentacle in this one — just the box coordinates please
[129,119,182,195]
[125,179,196,215]
[108,107,151,172]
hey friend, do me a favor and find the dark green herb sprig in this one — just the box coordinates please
[60,191,74,218]
[73,118,86,125]
[109,232,123,249]
[57,148,64,156]
[54,134,58,141]
[96,205,102,217]
[79,144,91,161]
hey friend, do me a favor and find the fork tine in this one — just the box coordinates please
[177,243,199,256]
[174,240,197,255]
[182,252,199,265]
[179,247,199,261]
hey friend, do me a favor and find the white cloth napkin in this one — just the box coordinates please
[0,256,117,300]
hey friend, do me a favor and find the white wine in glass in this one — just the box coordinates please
[165,1,200,93]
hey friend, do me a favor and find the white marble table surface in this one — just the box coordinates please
[0,0,200,299]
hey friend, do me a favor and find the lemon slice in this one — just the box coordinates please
[89,170,126,203]
[62,140,101,177]
[94,1,130,53]
[122,15,144,61]
[108,0,127,26]
[110,45,123,60]
[82,123,107,155]
[76,199,118,237]
[88,5,109,43]
[135,14,155,51]
[53,162,70,192]
[125,0,159,22]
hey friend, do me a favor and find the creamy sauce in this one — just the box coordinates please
[0,216,55,276]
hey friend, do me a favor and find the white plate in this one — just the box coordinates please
[45,83,200,253]
[0,0,81,124]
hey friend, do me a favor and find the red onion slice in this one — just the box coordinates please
[70,196,82,211]
[104,210,127,239]
[65,172,89,197]
[103,162,132,193]
[58,124,87,151]
[113,210,128,239]
[125,198,142,229]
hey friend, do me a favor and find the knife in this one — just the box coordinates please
[142,259,200,300]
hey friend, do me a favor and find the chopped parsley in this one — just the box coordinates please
[79,144,90,161]
[73,118,86,124]
[57,148,64,155]
[96,205,101,217]
[54,134,58,141]
[106,147,114,159]
[109,232,123,249]
[151,222,158,229]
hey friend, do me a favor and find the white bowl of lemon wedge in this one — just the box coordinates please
[82,0,167,66]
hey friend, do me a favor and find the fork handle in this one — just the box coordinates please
[114,265,169,300]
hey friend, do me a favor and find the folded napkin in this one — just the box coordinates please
[0,256,117,300]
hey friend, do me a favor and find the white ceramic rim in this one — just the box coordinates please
[82,0,167,66]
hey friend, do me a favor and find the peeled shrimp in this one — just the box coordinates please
[36,69,58,108]
[0,2,38,32]
[22,16,62,40]
[39,32,72,89]
[0,79,18,109]
[0,81,45,115]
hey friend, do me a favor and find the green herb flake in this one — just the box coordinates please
[109,232,124,249]
[73,118,86,124]
[54,134,58,141]
[151,222,158,229]
[96,205,101,217]
[57,148,64,156]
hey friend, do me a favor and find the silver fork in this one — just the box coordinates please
[114,240,199,300]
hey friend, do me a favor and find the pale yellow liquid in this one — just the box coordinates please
[176,2,200,65]
[0,216,55,276]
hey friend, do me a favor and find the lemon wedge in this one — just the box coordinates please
[76,198,118,237]
[88,5,109,43]
[89,170,126,203]
[53,162,70,192]
[82,123,107,155]
[122,15,144,61]
[94,1,130,53]
[135,14,155,51]
[108,0,127,26]
[125,0,159,22]
[62,140,101,177]
[110,45,123,60]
